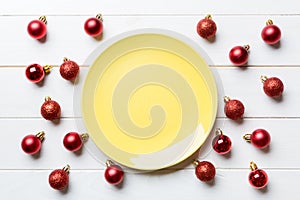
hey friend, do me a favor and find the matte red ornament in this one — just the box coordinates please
[229,45,250,66]
[25,64,52,83]
[248,162,268,189]
[40,96,61,121]
[63,132,88,152]
[196,14,217,39]
[224,96,245,120]
[21,131,45,155]
[194,160,216,182]
[27,16,47,39]
[243,129,271,149]
[49,165,70,190]
[261,20,281,45]
[59,58,80,81]
[212,128,232,155]
[261,76,284,98]
[84,14,103,37]
[104,160,124,185]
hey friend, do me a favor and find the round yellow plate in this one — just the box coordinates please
[81,29,218,170]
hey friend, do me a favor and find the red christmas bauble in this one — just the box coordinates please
[25,64,52,83]
[104,160,124,185]
[59,58,80,81]
[261,20,281,45]
[27,16,47,39]
[41,97,61,121]
[21,132,44,154]
[49,165,70,190]
[229,45,249,66]
[63,132,88,152]
[244,129,271,149]
[248,162,268,189]
[194,160,216,182]
[196,14,217,39]
[224,96,245,120]
[212,129,232,155]
[261,76,284,98]
[84,14,103,37]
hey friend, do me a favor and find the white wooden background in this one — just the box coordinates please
[1,1,299,199]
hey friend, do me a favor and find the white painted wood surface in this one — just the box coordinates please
[0,1,299,199]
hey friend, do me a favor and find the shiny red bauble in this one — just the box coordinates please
[63,132,88,152]
[212,129,232,155]
[244,129,271,149]
[49,165,70,190]
[40,96,61,121]
[59,58,80,81]
[196,14,217,39]
[248,162,268,189]
[229,45,250,66]
[21,131,45,155]
[84,14,103,37]
[224,96,245,120]
[27,16,47,39]
[194,160,216,182]
[261,76,284,98]
[261,20,281,45]
[25,64,52,83]
[104,160,124,185]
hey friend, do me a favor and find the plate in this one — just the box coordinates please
[80,29,218,170]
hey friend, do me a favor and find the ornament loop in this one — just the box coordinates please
[44,96,51,102]
[39,15,47,25]
[106,160,114,167]
[193,160,199,166]
[216,128,223,135]
[243,134,251,142]
[63,57,70,62]
[43,65,52,74]
[205,14,212,19]
[223,96,231,103]
[244,45,250,51]
[36,131,45,142]
[250,161,258,171]
[80,133,89,142]
[96,13,103,21]
[63,165,70,173]
[260,75,268,83]
[266,19,273,25]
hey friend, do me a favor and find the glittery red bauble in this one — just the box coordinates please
[84,17,103,37]
[250,129,271,149]
[105,161,124,185]
[197,15,217,39]
[263,77,284,97]
[49,169,69,190]
[25,64,45,83]
[195,161,216,182]
[224,97,245,120]
[229,45,249,66]
[63,132,83,152]
[41,97,61,121]
[261,20,281,45]
[27,20,47,39]
[60,60,80,81]
[248,162,268,189]
[21,135,42,154]
[212,131,232,155]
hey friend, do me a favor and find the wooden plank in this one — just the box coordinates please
[0,67,298,118]
[0,15,299,66]
[1,118,299,169]
[1,0,300,15]
[0,169,298,199]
